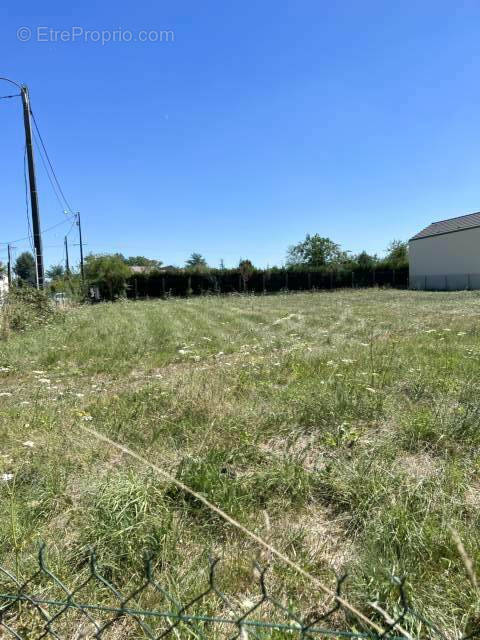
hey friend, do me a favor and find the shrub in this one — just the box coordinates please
[1,287,58,335]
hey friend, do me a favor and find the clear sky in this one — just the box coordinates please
[1,1,480,269]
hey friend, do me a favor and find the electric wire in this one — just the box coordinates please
[0,216,76,245]
[0,93,21,100]
[29,108,74,213]
[32,127,69,215]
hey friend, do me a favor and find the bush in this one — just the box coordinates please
[1,287,58,335]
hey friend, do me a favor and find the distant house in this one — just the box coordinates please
[130,265,153,275]
[409,211,480,290]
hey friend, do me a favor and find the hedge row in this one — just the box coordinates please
[126,267,409,298]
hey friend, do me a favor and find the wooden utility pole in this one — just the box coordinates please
[7,244,12,286]
[76,212,84,283]
[64,235,70,274]
[20,85,44,289]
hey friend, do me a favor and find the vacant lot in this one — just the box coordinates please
[0,290,479,636]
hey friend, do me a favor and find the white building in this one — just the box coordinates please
[0,273,8,302]
[409,212,480,290]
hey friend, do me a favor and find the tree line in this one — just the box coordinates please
[3,234,408,297]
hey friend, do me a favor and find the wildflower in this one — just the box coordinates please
[365,387,377,393]
[273,362,281,366]
[23,441,35,448]
[38,378,51,385]
[360,342,369,347]
[0,473,13,483]
[81,415,93,421]
[32,370,45,374]
[341,358,355,364]
[75,393,85,398]
[0,392,12,397]
[0,367,10,373]
[457,332,467,336]
[326,360,335,366]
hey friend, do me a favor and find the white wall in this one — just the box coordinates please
[0,275,8,301]
[409,226,480,289]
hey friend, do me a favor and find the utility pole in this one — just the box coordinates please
[64,235,70,274]
[20,85,44,288]
[7,244,12,286]
[76,212,84,284]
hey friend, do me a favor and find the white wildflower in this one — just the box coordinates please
[75,393,85,398]
[81,415,93,421]
[38,378,51,385]
[23,441,35,448]
[0,392,12,397]
[1,473,13,483]
[365,387,376,393]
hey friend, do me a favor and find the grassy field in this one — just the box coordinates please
[0,289,479,637]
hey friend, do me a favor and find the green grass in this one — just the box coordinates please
[1,290,480,637]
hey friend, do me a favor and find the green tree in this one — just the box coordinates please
[355,251,377,270]
[384,240,408,268]
[185,253,209,272]
[46,264,65,280]
[239,259,255,290]
[14,251,36,286]
[123,256,163,269]
[84,254,132,300]
[286,234,347,268]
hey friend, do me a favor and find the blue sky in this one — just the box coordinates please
[1,1,480,269]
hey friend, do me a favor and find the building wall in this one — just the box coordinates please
[0,275,8,302]
[409,226,480,289]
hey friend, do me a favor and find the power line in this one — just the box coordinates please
[29,108,74,213]
[0,215,76,246]
[0,93,21,100]
[32,127,69,215]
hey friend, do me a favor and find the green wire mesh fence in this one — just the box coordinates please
[0,545,477,639]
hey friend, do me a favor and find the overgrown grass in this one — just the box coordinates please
[1,290,480,636]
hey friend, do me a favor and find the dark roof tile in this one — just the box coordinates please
[410,211,480,240]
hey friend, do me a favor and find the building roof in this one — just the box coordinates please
[410,211,480,241]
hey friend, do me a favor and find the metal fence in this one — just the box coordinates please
[0,546,476,639]
[410,273,480,291]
